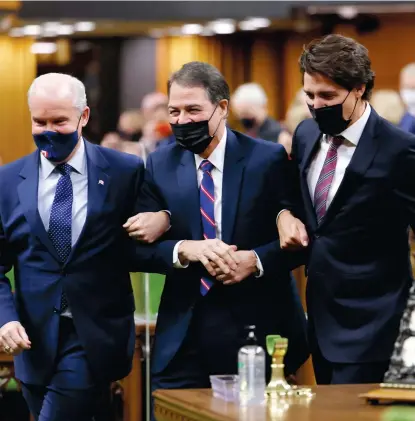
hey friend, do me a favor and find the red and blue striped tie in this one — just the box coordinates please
[199,159,216,295]
[314,136,344,224]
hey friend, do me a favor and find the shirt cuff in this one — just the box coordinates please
[173,240,189,268]
[160,210,171,231]
[276,209,290,222]
[252,251,264,278]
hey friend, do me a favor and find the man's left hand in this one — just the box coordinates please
[123,211,170,243]
[215,250,257,285]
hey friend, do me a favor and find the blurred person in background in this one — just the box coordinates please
[100,131,124,152]
[371,89,405,125]
[399,63,415,135]
[279,89,312,156]
[141,92,168,121]
[117,109,143,142]
[231,82,286,143]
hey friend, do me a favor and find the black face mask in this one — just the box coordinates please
[171,106,221,154]
[308,91,358,136]
[117,129,142,142]
[240,118,256,130]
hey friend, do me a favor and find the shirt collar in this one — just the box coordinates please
[337,102,372,146]
[39,138,87,179]
[194,129,227,172]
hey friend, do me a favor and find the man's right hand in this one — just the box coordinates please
[277,210,309,250]
[178,239,239,277]
[0,321,31,356]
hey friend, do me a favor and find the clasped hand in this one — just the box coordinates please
[178,239,258,285]
[124,211,170,243]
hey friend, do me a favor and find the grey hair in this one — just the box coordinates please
[232,83,268,106]
[401,63,415,79]
[28,73,87,113]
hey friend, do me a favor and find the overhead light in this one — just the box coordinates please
[43,22,60,32]
[9,27,24,37]
[239,21,257,31]
[338,6,358,20]
[74,21,96,32]
[209,19,235,35]
[31,42,57,54]
[57,24,74,35]
[23,25,41,36]
[181,24,203,35]
[247,17,271,28]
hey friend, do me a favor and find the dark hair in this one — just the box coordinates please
[299,34,375,100]
[167,61,230,104]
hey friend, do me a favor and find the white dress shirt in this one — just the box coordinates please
[307,103,372,207]
[38,138,88,317]
[172,130,264,276]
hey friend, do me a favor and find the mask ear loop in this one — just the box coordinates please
[345,91,359,121]
[209,103,228,139]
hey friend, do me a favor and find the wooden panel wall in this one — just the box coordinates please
[156,34,249,98]
[0,36,36,164]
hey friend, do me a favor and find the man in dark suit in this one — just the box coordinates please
[0,73,170,420]
[277,34,415,384]
[125,62,309,410]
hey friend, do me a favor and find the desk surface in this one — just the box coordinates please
[153,384,397,421]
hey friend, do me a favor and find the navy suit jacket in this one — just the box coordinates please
[0,141,160,386]
[137,129,309,376]
[292,109,415,364]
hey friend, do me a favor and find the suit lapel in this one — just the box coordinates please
[177,149,203,240]
[319,108,381,228]
[17,152,61,262]
[67,141,110,262]
[222,130,246,245]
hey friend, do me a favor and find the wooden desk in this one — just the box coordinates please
[122,318,156,421]
[153,384,390,421]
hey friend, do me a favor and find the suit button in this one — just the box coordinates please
[315,234,320,239]
[60,269,66,276]
[53,307,59,314]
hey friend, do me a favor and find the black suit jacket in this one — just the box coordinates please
[291,108,415,363]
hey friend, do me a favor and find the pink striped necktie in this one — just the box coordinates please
[314,136,344,224]
[199,159,216,296]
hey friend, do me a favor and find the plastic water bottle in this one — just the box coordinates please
[238,325,266,406]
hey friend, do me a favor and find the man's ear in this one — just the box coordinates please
[81,107,91,127]
[219,99,229,118]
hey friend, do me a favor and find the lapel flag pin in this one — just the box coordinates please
[98,180,104,185]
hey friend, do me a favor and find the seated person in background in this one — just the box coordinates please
[399,63,415,135]
[370,89,405,125]
[231,82,287,143]
[141,92,168,121]
[100,131,124,152]
[279,89,312,156]
[117,108,144,142]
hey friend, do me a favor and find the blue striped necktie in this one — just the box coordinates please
[199,160,216,296]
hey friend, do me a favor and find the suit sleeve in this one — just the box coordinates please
[253,145,309,277]
[393,135,415,231]
[0,213,19,328]
[134,153,168,213]
[128,154,203,277]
